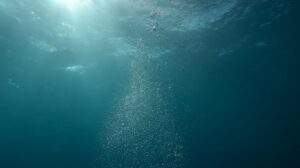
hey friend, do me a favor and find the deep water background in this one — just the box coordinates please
[0,0,299,168]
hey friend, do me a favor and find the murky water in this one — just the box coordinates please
[0,0,298,168]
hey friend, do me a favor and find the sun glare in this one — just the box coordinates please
[55,0,94,12]
[56,0,79,10]
[65,0,77,8]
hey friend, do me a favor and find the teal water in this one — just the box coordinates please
[0,0,299,168]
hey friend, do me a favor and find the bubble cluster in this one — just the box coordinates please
[99,40,184,168]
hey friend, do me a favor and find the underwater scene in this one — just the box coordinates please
[0,0,299,168]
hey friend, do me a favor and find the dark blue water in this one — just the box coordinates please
[0,0,299,168]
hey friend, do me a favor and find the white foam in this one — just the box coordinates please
[64,65,84,72]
